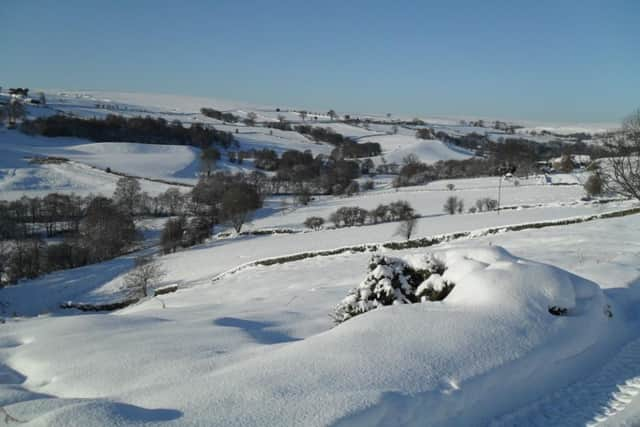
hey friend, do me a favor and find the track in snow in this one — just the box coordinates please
[491,338,640,427]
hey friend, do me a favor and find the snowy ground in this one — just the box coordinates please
[0,89,635,426]
[251,173,589,231]
[0,208,639,426]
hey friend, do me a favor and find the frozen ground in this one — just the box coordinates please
[0,209,638,426]
[0,89,635,426]
[0,129,190,200]
[251,173,589,231]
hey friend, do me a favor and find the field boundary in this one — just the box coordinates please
[210,205,640,283]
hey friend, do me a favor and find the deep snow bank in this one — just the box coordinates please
[0,246,612,426]
[179,247,609,426]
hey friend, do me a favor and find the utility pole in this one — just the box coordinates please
[496,165,515,214]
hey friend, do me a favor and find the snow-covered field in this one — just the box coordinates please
[0,90,637,426]
[1,208,639,426]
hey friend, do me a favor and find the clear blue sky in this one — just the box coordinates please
[2,0,638,122]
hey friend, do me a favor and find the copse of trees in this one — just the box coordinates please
[113,176,142,217]
[250,148,362,196]
[324,201,416,229]
[330,141,382,159]
[0,193,139,286]
[437,130,608,165]
[393,144,556,188]
[304,216,325,230]
[190,172,264,232]
[0,181,193,286]
[329,207,369,227]
[21,114,234,149]
[200,108,239,123]
[295,125,347,146]
[266,116,293,131]
[416,128,435,140]
[0,194,86,239]
[253,149,280,171]
[81,197,138,262]
[244,112,258,126]
[444,196,464,215]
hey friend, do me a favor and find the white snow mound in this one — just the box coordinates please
[0,246,611,426]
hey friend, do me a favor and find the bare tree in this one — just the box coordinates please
[113,176,142,216]
[304,216,324,230]
[327,109,337,120]
[123,256,166,298]
[200,147,220,177]
[159,187,183,215]
[605,110,640,201]
[160,217,186,254]
[443,196,459,215]
[81,196,137,262]
[299,110,308,121]
[244,111,258,126]
[396,216,417,240]
[221,183,262,233]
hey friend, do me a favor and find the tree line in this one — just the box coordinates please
[0,171,265,285]
[21,114,235,149]
[200,108,240,123]
[302,200,416,230]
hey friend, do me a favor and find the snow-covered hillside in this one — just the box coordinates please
[0,129,188,200]
[0,208,639,426]
[1,89,638,426]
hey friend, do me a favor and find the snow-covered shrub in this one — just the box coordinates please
[332,254,453,324]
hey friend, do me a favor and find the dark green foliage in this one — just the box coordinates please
[332,254,454,324]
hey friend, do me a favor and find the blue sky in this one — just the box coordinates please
[2,0,638,122]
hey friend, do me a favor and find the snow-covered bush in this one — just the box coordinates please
[332,253,453,324]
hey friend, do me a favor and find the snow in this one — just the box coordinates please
[0,129,186,200]
[250,173,593,231]
[0,239,629,426]
[1,89,639,426]
[361,134,473,165]
[1,202,639,425]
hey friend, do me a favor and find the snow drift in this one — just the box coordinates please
[0,246,613,426]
